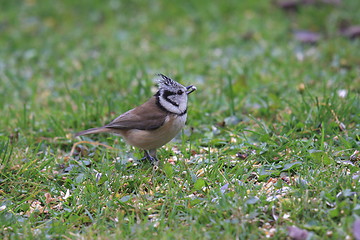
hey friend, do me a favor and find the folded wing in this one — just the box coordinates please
[105,96,168,131]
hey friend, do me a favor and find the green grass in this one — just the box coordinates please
[1,0,360,239]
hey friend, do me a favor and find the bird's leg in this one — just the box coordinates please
[142,149,159,166]
[139,150,151,162]
[139,153,148,162]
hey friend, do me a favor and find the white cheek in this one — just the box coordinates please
[178,96,188,112]
[159,97,182,114]
[159,91,188,115]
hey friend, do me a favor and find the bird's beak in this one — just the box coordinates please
[186,85,197,95]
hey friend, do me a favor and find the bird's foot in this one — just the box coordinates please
[140,152,159,166]
[139,156,148,162]
[146,156,159,166]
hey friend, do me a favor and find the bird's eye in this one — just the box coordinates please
[177,90,183,95]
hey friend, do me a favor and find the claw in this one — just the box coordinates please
[143,150,159,166]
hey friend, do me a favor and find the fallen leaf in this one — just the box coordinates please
[294,30,321,44]
[220,183,229,193]
[354,219,360,240]
[287,226,309,240]
[340,26,360,39]
[276,0,300,12]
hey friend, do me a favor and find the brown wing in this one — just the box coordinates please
[104,97,168,130]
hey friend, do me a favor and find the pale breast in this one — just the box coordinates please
[122,114,187,150]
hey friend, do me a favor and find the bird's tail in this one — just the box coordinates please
[74,127,110,137]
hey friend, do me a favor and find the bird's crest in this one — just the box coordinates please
[156,74,180,88]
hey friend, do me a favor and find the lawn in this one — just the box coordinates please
[1,0,360,239]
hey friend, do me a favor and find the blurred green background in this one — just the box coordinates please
[1,0,359,137]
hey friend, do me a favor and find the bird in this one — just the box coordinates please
[75,74,197,165]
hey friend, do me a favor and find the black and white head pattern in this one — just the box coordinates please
[155,74,188,115]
